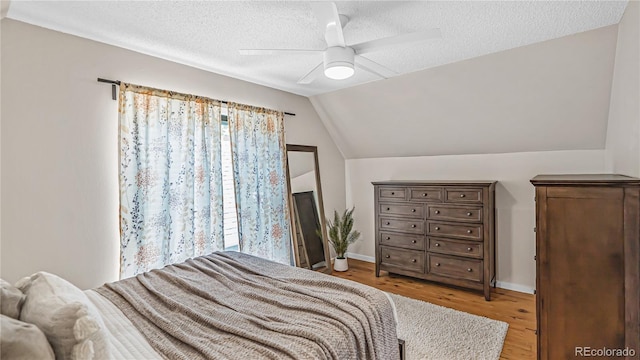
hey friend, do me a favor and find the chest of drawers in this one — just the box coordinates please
[531,175,639,359]
[373,181,496,300]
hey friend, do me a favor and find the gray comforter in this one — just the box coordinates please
[96,251,399,360]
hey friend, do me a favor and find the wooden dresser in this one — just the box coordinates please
[372,181,496,300]
[531,174,639,360]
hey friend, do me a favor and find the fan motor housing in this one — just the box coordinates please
[323,46,355,72]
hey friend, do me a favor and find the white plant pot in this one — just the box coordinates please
[333,257,349,272]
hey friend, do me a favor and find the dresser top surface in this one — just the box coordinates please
[531,174,640,185]
[372,180,497,186]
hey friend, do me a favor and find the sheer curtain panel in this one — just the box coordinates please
[228,104,292,265]
[119,84,224,278]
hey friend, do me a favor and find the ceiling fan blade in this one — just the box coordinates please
[355,55,397,79]
[239,49,323,56]
[297,62,324,84]
[351,28,442,55]
[310,2,345,47]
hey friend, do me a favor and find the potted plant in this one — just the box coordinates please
[326,207,361,271]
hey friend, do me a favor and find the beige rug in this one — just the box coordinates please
[389,293,509,360]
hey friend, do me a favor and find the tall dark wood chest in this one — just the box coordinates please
[372,181,496,300]
[531,174,640,360]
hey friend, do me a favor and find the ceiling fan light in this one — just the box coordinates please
[324,64,354,80]
[323,46,355,80]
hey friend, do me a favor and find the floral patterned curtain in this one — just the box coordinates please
[228,104,292,265]
[119,83,224,278]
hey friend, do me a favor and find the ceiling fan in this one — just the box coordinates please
[239,2,441,84]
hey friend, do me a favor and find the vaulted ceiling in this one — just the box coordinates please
[6,1,627,96]
[310,24,619,158]
[5,1,630,159]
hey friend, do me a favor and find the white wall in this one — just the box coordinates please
[605,1,640,177]
[345,150,606,292]
[0,14,6,252]
[291,171,316,195]
[0,19,345,289]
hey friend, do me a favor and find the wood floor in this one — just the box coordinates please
[331,259,536,360]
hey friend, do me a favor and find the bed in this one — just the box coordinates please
[6,251,400,360]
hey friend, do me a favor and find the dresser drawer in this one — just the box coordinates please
[428,254,482,282]
[408,187,443,202]
[428,237,483,259]
[379,203,424,218]
[444,188,483,204]
[380,217,425,235]
[428,205,482,223]
[380,246,425,272]
[380,232,425,250]
[379,187,406,200]
[427,221,483,241]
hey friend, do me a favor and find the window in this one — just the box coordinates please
[221,113,239,251]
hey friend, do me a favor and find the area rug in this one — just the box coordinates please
[389,293,509,360]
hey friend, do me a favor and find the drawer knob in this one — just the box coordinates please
[435,263,440,267]
[467,247,472,251]
[385,255,390,258]
[435,243,440,247]
[386,236,391,240]
[386,207,390,211]
[435,226,440,230]
[467,230,472,234]
[391,192,395,195]
[411,209,416,212]
[422,193,428,197]
[412,259,417,263]
[460,194,466,198]
[411,224,417,228]
[412,240,417,244]
[434,210,440,214]
[467,268,473,272]
[386,222,390,225]
[467,212,472,216]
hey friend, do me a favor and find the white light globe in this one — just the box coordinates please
[324,65,354,80]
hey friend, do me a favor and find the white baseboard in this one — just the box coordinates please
[495,281,535,294]
[346,252,375,263]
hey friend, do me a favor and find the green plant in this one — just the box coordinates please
[325,207,361,259]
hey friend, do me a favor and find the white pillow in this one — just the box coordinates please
[1,314,55,360]
[16,272,111,360]
[0,279,25,319]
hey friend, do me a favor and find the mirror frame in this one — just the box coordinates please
[285,144,332,274]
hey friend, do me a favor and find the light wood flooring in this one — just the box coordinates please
[331,259,536,360]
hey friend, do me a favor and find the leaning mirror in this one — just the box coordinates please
[286,145,331,274]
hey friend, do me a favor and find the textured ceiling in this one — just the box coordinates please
[6,1,628,96]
